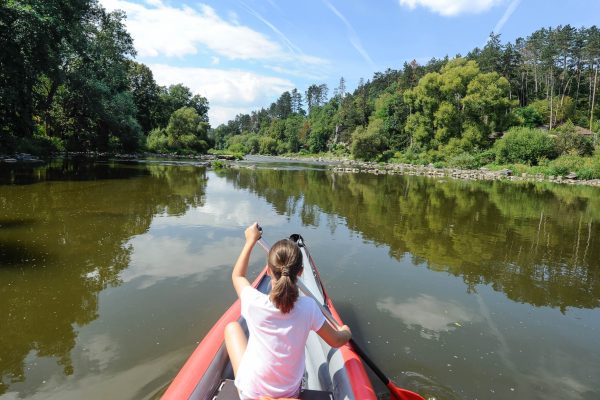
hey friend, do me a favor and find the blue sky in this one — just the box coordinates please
[100,0,600,126]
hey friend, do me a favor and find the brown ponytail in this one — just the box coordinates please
[268,239,303,313]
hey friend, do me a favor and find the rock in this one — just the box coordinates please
[566,172,577,180]
[497,169,512,176]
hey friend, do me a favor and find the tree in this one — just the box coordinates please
[305,84,328,114]
[275,91,292,119]
[127,61,161,133]
[165,107,209,153]
[477,33,504,73]
[290,88,304,114]
[334,76,346,98]
[351,122,388,161]
[1,0,93,148]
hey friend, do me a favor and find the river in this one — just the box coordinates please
[1,158,599,400]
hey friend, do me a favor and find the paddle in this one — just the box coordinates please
[255,228,425,400]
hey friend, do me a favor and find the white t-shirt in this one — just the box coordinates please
[234,285,326,399]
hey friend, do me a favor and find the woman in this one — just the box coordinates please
[225,223,352,400]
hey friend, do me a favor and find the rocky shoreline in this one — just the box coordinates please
[258,155,600,188]
[4,152,600,188]
[0,151,237,165]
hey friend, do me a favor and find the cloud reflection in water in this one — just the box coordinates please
[377,294,474,340]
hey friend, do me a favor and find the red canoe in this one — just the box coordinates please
[162,234,377,400]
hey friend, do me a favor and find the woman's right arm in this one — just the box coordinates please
[231,223,261,298]
[316,322,352,348]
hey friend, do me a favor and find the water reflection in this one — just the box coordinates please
[0,161,207,395]
[377,295,474,340]
[220,168,600,311]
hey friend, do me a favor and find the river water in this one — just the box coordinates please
[1,158,599,400]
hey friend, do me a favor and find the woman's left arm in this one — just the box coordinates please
[232,222,261,298]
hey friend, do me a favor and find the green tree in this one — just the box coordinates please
[351,121,388,161]
[127,61,161,134]
[165,107,209,153]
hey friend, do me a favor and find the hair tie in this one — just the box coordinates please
[281,268,290,277]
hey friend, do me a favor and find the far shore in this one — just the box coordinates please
[236,154,600,188]
[3,151,600,188]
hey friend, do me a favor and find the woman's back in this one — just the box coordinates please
[235,286,325,399]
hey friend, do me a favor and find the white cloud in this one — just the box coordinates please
[100,0,282,59]
[398,0,504,16]
[148,64,295,125]
[100,0,328,68]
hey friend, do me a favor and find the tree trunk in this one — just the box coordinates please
[549,70,554,130]
[590,63,598,132]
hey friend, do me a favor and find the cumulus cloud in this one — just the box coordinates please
[100,0,328,67]
[148,64,295,125]
[398,0,504,16]
[100,0,282,59]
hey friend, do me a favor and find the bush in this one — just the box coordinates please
[547,155,585,176]
[227,142,247,155]
[15,134,65,156]
[493,127,557,165]
[542,152,600,179]
[391,147,429,165]
[446,152,479,169]
[554,121,594,156]
[146,128,168,152]
[514,106,543,128]
[351,128,388,161]
[259,136,279,155]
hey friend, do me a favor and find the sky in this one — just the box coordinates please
[99,0,600,126]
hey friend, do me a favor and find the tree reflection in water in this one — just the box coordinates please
[221,168,600,311]
[0,160,207,394]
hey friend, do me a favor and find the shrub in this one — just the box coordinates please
[351,127,388,161]
[446,152,479,169]
[212,160,226,169]
[146,128,168,152]
[15,134,65,156]
[514,106,543,128]
[391,147,429,165]
[554,121,594,156]
[227,142,246,155]
[547,155,585,176]
[493,127,557,165]
[259,136,279,155]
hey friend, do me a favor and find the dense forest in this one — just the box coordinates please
[214,26,600,178]
[2,1,600,177]
[1,0,210,155]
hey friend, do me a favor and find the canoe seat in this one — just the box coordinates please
[212,380,333,400]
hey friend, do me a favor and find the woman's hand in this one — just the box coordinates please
[245,222,261,245]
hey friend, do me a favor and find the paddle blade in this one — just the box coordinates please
[387,381,426,400]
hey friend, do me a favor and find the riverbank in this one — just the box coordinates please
[241,154,600,187]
